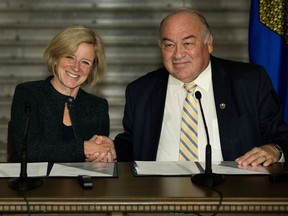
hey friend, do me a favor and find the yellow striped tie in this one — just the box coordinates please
[179,82,198,161]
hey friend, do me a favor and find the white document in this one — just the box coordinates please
[0,162,48,177]
[133,161,270,176]
[133,161,200,175]
[49,162,116,177]
[202,161,269,175]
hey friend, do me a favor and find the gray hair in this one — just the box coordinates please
[159,8,212,43]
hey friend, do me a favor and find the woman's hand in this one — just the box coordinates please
[84,135,116,162]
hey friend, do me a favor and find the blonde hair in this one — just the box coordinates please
[43,24,106,86]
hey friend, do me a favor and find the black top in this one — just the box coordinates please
[10,76,110,162]
[63,124,75,141]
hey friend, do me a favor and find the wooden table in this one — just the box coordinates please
[0,162,288,215]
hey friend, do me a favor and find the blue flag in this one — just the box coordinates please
[249,0,288,123]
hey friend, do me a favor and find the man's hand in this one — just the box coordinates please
[235,144,281,167]
[84,135,116,162]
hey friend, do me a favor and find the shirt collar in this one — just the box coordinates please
[194,61,212,93]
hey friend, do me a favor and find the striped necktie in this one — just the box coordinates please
[179,82,198,161]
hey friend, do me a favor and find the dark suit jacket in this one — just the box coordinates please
[115,56,288,161]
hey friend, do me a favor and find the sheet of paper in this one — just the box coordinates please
[49,162,116,177]
[133,161,269,176]
[134,161,200,175]
[0,162,48,177]
[214,161,269,175]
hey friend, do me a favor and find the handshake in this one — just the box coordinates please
[84,135,116,162]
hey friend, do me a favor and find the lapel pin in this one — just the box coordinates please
[220,103,226,109]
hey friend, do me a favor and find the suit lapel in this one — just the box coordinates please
[211,57,237,160]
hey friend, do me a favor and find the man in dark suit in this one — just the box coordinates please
[91,9,288,166]
[112,8,288,166]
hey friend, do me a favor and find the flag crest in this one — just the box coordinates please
[259,0,288,43]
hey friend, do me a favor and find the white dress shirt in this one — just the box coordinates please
[156,62,223,162]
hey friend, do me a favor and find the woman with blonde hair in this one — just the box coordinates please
[10,24,115,162]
